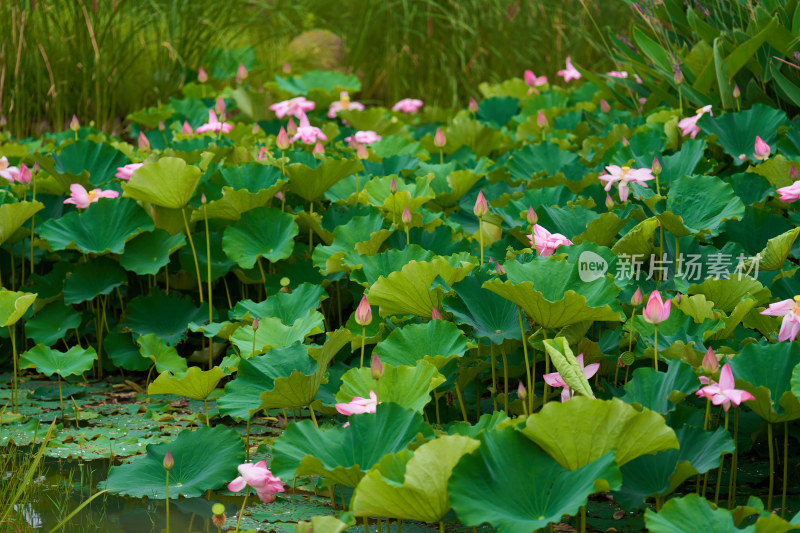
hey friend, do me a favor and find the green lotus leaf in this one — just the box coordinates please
[137,334,189,375]
[230,311,325,358]
[748,227,800,271]
[19,344,97,378]
[101,425,244,499]
[432,169,483,207]
[63,257,127,304]
[613,426,735,510]
[363,175,435,220]
[119,229,186,275]
[349,245,434,286]
[507,143,583,180]
[125,292,208,345]
[448,427,622,533]
[746,154,797,189]
[222,208,298,269]
[231,283,327,324]
[25,302,81,346]
[632,311,725,353]
[0,290,37,327]
[351,434,479,522]
[645,494,755,533]
[620,359,699,414]
[672,294,716,323]
[521,397,679,469]
[178,231,235,282]
[709,297,758,341]
[574,212,628,248]
[663,175,745,238]
[700,104,788,165]
[40,197,154,255]
[0,201,44,246]
[122,157,201,208]
[275,69,361,95]
[369,258,475,318]
[192,163,286,222]
[270,402,433,488]
[147,366,225,401]
[105,329,151,371]
[375,320,470,369]
[483,257,624,329]
[728,342,800,423]
[336,361,445,413]
[687,276,770,314]
[286,157,362,203]
[542,337,594,400]
[611,217,659,257]
[188,320,242,341]
[312,213,393,275]
[52,140,130,187]
[295,515,351,533]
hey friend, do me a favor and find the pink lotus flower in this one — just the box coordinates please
[197,67,208,83]
[115,163,144,181]
[529,224,572,256]
[761,297,800,342]
[606,70,628,78]
[543,353,599,402]
[431,307,444,320]
[235,63,248,83]
[195,110,233,134]
[313,141,325,154]
[524,70,547,87]
[434,128,446,148]
[537,110,548,128]
[292,114,327,144]
[754,136,771,161]
[776,181,800,203]
[181,121,193,135]
[642,290,671,324]
[696,364,755,412]
[227,460,285,503]
[270,97,315,119]
[0,156,20,182]
[63,184,119,209]
[215,97,226,116]
[257,146,268,161]
[677,105,713,139]
[557,57,581,82]
[598,165,656,202]
[335,390,379,416]
[16,163,31,185]
[328,92,365,118]
[392,98,424,113]
[345,130,381,145]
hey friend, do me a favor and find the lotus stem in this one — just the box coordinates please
[728,409,739,507]
[434,391,440,425]
[768,422,774,511]
[392,192,397,227]
[439,521,445,533]
[309,201,314,249]
[252,325,257,357]
[204,399,210,427]
[9,326,17,412]
[355,174,359,195]
[235,488,249,533]
[517,307,533,413]
[377,517,381,533]
[404,226,410,246]
[580,505,586,533]
[246,418,251,462]
[165,468,170,533]
[29,174,36,275]
[783,421,788,517]
[339,485,346,511]
[204,203,213,368]
[360,325,366,367]
[309,403,319,429]
[455,383,469,422]
[329,484,336,509]
[58,375,65,423]
[714,410,729,505]
[653,324,659,371]
[488,342,497,411]
[500,345,509,413]
[181,207,204,303]
[363,517,369,533]
[478,217,484,266]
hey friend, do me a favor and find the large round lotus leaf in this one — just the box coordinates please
[443,271,520,344]
[52,140,130,187]
[728,341,800,423]
[611,217,660,256]
[100,425,244,499]
[286,157,363,203]
[448,427,622,533]
[295,515,351,533]
[120,229,186,275]
[25,302,81,346]
[352,435,479,522]
[613,426,735,510]
[0,290,37,327]
[125,292,208,345]
[368,258,475,318]
[231,283,328,324]
[312,213,393,276]
[663,175,745,238]
[700,104,788,165]
[506,143,583,180]
[63,257,127,304]
[222,208,298,269]
[337,361,445,413]
[375,321,470,369]
[349,245,434,286]
[0,201,44,246]
[122,157,201,209]
[521,397,679,470]
[105,329,151,371]
[483,256,624,329]
[746,227,800,271]
[148,366,225,401]
[363,176,435,219]
[136,334,189,375]
[686,277,770,314]
[191,163,286,222]
[230,311,325,358]
[645,494,754,533]
[19,344,98,378]
[619,359,698,414]
[270,402,433,488]
[39,197,154,254]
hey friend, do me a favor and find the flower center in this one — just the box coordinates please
[793,296,800,315]
[87,190,98,202]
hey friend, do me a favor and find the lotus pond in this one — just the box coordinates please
[3,62,800,533]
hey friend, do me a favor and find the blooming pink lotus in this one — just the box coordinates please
[761,297,800,342]
[292,114,327,145]
[63,184,119,209]
[270,97,315,119]
[227,460,285,503]
[16,163,31,185]
[345,130,381,145]
[543,353,599,402]
[642,290,671,324]
[0,156,20,182]
[524,70,547,87]
[115,163,144,181]
[335,390,379,416]
[598,165,656,202]
[557,57,581,82]
[529,224,572,256]
[677,105,712,138]
[392,98,424,113]
[606,70,628,78]
[754,136,771,161]
[328,92,365,118]
[777,181,800,203]
[696,364,755,412]
[195,110,233,134]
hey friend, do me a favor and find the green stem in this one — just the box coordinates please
[309,201,314,249]
[58,375,65,423]
[782,421,788,518]
[768,423,775,511]
[439,521,444,533]
[204,399,210,427]
[500,346,509,413]
[580,505,586,533]
[478,217,484,266]
[360,326,366,367]
[517,307,532,414]
[714,410,728,505]
[9,326,17,412]
[729,409,739,507]
[181,208,204,303]
[204,204,213,369]
[454,383,469,422]
[246,418,251,462]
[235,489,250,533]
[653,324,659,371]
[309,403,319,429]
[488,342,497,412]
[363,517,369,533]
[165,469,170,533]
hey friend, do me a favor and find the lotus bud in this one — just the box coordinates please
[215,97,226,116]
[738,154,746,162]
[32,161,39,175]
[631,287,643,306]
[158,120,166,132]
[537,110,548,128]
[163,450,174,471]
[252,318,259,331]
[282,61,291,73]
[527,206,537,225]
[257,146,267,161]
[197,66,208,83]
[70,115,80,131]
[182,121,193,135]
[431,307,443,320]
[0,115,7,127]
[617,357,625,368]
[371,353,384,380]
[496,262,506,275]
[702,347,719,374]
[600,99,610,113]
[277,414,288,428]
[733,85,741,99]
[791,164,799,180]
[642,290,670,324]
[212,503,226,527]
[402,206,412,226]
[673,69,683,85]
[252,123,259,135]
[354,295,372,326]
[473,191,488,218]
[276,127,290,151]
[754,136,770,161]
[17,164,31,185]
[622,136,629,147]
[235,63,248,83]
[517,381,527,400]
[312,141,325,155]
[275,191,284,202]
[434,127,446,148]
[651,156,661,176]
[201,193,207,205]
[468,97,479,113]
[605,194,614,210]
[138,131,150,151]
[287,117,297,137]
[356,143,369,160]
[390,177,398,195]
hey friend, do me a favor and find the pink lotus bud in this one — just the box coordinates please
[622,136,629,146]
[182,121,193,135]
[354,295,372,326]
[215,97,226,116]
[138,131,150,151]
[674,69,683,85]
[0,115,7,127]
[390,177,398,194]
[791,164,799,180]
[282,62,291,73]
[252,123,259,135]
[537,110,548,128]
[733,85,741,99]
[605,194,614,210]
[276,127,290,151]
[496,262,505,275]
[702,347,719,374]
[257,146,267,161]
[517,381,527,400]
[524,70,535,87]
[275,191,284,202]
[402,206,412,226]
[527,206,537,225]
[754,136,770,161]
[200,193,207,205]
[356,144,369,160]
[158,121,165,132]
[631,287,643,306]
[431,307,443,320]
[252,318,259,331]
[468,97,479,113]
[370,353,384,380]
[600,99,610,113]
[313,141,325,154]
[473,191,488,218]
[16,163,31,185]
[277,414,287,428]
[287,117,298,136]
[32,161,39,175]
[434,127,446,148]
[651,156,661,176]
[235,63,248,83]
[197,67,208,83]
[642,290,670,324]
[70,115,80,131]
[738,154,747,161]
[163,450,174,471]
